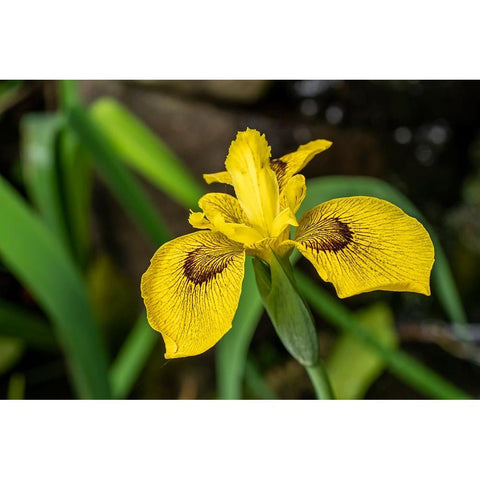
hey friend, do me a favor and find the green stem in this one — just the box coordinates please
[305,361,335,400]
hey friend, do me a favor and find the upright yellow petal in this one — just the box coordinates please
[287,196,434,298]
[271,139,332,190]
[225,128,279,235]
[141,231,246,358]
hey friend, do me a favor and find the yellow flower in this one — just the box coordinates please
[141,128,435,359]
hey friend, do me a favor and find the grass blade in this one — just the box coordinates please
[57,128,92,267]
[21,109,93,268]
[90,97,205,209]
[302,176,468,328]
[0,301,56,351]
[20,113,69,246]
[65,102,170,246]
[109,313,157,399]
[296,271,471,399]
[216,259,264,399]
[0,176,111,398]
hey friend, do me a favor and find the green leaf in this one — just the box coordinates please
[0,176,111,398]
[20,113,69,247]
[21,111,93,267]
[296,271,471,399]
[64,102,170,246]
[59,80,80,110]
[216,260,264,399]
[90,97,205,209]
[302,176,468,329]
[327,303,398,399]
[57,127,92,267]
[0,301,56,351]
[109,313,157,399]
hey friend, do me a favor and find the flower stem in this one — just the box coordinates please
[305,360,335,399]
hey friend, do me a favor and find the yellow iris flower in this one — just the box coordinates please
[141,128,435,359]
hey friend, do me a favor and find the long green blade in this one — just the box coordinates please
[64,102,170,246]
[109,313,157,399]
[296,271,471,399]
[20,113,69,246]
[216,260,264,399]
[57,127,92,267]
[90,98,205,209]
[0,301,56,351]
[302,176,467,327]
[0,176,111,398]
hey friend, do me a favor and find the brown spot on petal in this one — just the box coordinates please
[300,218,353,253]
[183,247,235,285]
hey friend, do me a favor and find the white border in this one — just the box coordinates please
[2,1,480,78]
[1,400,478,479]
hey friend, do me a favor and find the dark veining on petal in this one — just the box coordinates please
[301,218,353,253]
[183,247,234,285]
[270,158,288,186]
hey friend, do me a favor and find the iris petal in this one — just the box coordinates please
[225,128,279,235]
[141,231,246,358]
[286,196,434,298]
[272,139,332,190]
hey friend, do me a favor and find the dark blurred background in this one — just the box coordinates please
[1,80,480,399]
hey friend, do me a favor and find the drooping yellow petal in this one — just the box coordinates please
[287,196,434,298]
[279,174,306,213]
[271,139,332,190]
[203,171,233,186]
[225,128,279,235]
[141,231,246,358]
